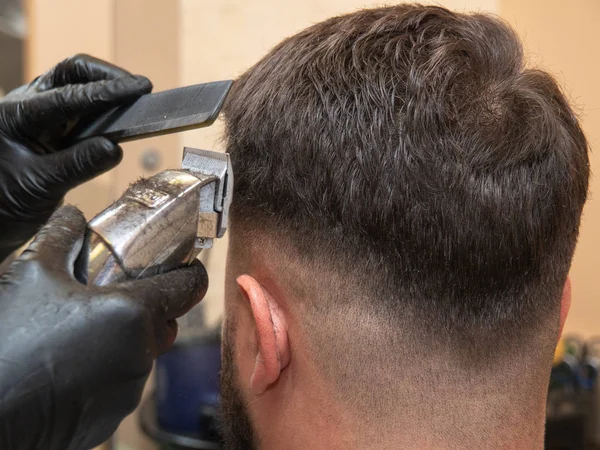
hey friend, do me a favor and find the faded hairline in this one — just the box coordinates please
[228,219,560,430]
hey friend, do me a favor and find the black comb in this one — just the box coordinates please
[66,80,233,144]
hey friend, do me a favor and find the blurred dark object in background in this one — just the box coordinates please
[545,335,600,450]
[141,325,223,449]
[0,0,24,95]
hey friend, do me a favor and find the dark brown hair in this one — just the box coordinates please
[223,5,589,346]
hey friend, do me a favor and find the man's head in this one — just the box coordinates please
[219,4,589,449]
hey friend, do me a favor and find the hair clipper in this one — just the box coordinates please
[82,148,232,286]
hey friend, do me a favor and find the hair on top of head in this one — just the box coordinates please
[223,4,589,343]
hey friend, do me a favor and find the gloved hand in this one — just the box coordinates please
[0,54,152,261]
[0,205,208,450]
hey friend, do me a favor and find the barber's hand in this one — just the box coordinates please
[0,54,152,260]
[0,206,208,450]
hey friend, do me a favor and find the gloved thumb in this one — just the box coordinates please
[41,137,123,196]
[119,262,209,321]
[116,261,209,355]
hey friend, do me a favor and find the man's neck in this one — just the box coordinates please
[254,377,548,450]
[250,326,552,450]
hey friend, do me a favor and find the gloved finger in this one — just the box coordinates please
[118,262,209,322]
[117,262,208,355]
[39,137,123,196]
[20,75,152,128]
[36,54,134,89]
[18,205,87,275]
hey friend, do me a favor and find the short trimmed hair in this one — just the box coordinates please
[223,5,588,358]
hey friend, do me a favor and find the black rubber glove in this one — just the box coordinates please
[0,54,153,261]
[0,205,208,450]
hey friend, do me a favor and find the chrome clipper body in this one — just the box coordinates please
[86,148,232,286]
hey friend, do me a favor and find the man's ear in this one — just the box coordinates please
[236,274,290,395]
[558,276,572,340]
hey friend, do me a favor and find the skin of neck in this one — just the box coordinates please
[244,319,552,450]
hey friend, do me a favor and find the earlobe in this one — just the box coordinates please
[237,274,290,395]
[558,276,572,340]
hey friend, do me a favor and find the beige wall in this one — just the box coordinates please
[25,0,116,216]
[500,0,600,337]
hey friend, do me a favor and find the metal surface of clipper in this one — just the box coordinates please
[85,148,232,286]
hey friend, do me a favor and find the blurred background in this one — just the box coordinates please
[1,0,599,449]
